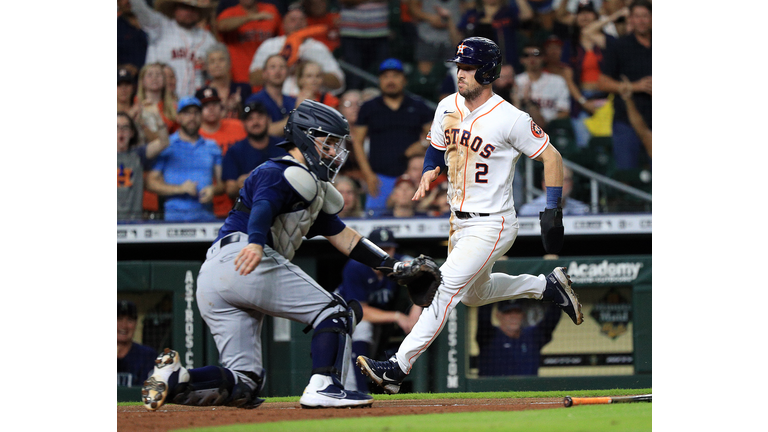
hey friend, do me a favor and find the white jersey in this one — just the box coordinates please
[428,92,550,214]
[130,0,218,98]
[514,72,570,123]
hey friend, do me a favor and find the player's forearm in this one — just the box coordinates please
[361,304,401,324]
[332,228,399,271]
[247,200,275,245]
[539,147,564,189]
[225,180,240,198]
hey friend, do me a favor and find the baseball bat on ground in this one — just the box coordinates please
[563,394,652,407]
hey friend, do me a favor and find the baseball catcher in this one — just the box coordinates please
[378,255,441,307]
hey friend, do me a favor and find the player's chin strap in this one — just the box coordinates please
[303,293,363,385]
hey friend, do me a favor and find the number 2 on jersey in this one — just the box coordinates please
[475,163,489,183]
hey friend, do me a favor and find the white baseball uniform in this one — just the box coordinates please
[394,92,553,373]
[130,0,218,98]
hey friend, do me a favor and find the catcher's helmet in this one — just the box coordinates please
[283,100,350,182]
[447,37,502,85]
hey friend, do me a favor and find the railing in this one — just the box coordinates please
[524,158,652,213]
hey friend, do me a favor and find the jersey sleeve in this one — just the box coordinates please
[305,211,346,239]
[427,104,445,150]
[509,113,550,159]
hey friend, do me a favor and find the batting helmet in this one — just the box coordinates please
[447,37,502,86]
[283,100,351,183]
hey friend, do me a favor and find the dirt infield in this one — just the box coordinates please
[117,397,563,432]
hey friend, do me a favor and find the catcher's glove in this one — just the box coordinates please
[381,254,441,307]
[540,206,564,254]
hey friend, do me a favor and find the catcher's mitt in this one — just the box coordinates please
[385,255,441,307]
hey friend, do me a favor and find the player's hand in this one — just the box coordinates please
[234,243,264,276]
[363,171,381,197]
[412,167,441,201]
[180,180,198,197]
[198,185,214,203]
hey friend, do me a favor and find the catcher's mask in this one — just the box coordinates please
[447,37,502,86]
[282,100,350,182]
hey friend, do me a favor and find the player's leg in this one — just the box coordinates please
[460,222,583,324]
[222,244,371,408]
[358,215,514,393]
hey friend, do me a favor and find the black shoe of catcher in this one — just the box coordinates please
[356,356,406,395]
[542,267,583,325]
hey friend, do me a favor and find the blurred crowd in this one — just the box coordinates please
[118,0,651,222]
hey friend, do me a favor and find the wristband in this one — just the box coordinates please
[546,187,563,209]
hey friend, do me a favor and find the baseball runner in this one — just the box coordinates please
[141,100,439,411]
[357,37,583,394]
[129,0,218,98]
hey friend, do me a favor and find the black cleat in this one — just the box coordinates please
[542,267,583,325]
[356,356,406,395]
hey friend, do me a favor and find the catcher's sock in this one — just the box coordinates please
[310,318,345,372]
[187,366,236,392]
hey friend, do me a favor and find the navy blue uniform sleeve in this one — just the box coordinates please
[242,165,302,245]
[305,211,345,239]
[423,144,447,175]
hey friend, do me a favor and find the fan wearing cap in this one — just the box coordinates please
[196,86,248,217]
[476,299,561,376]
[146,96,225,221]
[335,228,422,393]
[513,42,571,130]
[128,0,218,98]
[221,101,288,200]
[117,66,140,118]
[351,58,434,215]
[118,300,158,387]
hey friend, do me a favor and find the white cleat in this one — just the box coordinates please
[299,374,373,409]
[141,348,190,411]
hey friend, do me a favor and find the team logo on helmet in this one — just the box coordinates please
[531,121,545,138]
[456,43,469,55]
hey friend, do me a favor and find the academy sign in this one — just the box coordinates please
[567,260,643,284]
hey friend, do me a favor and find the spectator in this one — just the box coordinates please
[117,300,158,387]
[336,89,364,180]
[196,86,248,155]
[336,228,421,393]
[129,0,218,98]
[162,63,179,100]
[517,166,589,216]
[146,97,225,222]
[248,4,345,97]
[492,62,516,103]
[334,175,365,218]
[618,75,651,160]
[203,44,254,120]
[195,86,248,218]
[512,43,571,130]
[351,58,433,214]
[222,101,287,199]
[527,0,556,31]
[117,67,140,119]
[296,60,340,109]
[555,1,626,147]
[337,0,390,91]
[136,62,179,138]
[302,0,342,53]
[597,0,651,171]
[118,0,149,73]
[244,54,297,137]
[118,111,170,221]
[476,299,561,376]
[381,174,427,218]
[216,0,282,85]
[406,0,464,102]
[456,0,534,75]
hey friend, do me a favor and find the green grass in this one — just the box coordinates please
[117,388,652,407]
[178,404,651,432]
